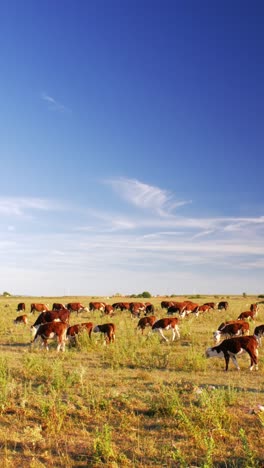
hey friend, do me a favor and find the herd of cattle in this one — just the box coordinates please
[13,299,264,371]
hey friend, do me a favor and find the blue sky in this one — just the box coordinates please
[1,0,264,296]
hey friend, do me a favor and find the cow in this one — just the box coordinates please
[152,317,180,342]
[250,303,258,313]
[30,303,49,315]
[254,325,264,346]
[137,316,156,335]
[197,304,212,315]
[167,302,187,316]
[93,323,116,344]
[161,301,175,310]
[145,303,155,315]
[237,310,257,321]
[181,302,199,318]
[52,303,66,311]
[17,302,26,312]
[104,305,114,316]
[112,302,130,311]
[89,302,106,313]
[129,302,145,318]
[217,301,229,311]
[205,336,258,371]
[14,314,28,325]
[31,321,68,352]
[31,310,70,338]
[213,321,250,343]
[67,322,93,341]
[65,303,86,315]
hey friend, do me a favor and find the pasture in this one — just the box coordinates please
[0,294,263,467]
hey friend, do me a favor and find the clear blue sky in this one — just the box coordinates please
[1,0,263,296]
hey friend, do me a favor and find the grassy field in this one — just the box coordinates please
[0,294,263,467]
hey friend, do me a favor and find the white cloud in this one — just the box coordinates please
[0,197,66,217]
[41,92,70,113]
[105,177,191,215]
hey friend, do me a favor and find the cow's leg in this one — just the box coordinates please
[229,353,240,370]
[157,328,168,342]
[224,353,230,371]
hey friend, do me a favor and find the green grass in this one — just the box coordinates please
[0,294,263,466]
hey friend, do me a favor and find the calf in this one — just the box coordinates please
[237,310,257,321]
[254,324,264,346]
[66,302,86,315]
[32,322,68,352]
[137,315,156,335]
[93,323,116,344]
[89,302,106,313]
[14,314,28,325]
[67,322,93,340]
[205,336,258,371]
[152,317,180,342]
[214,321,250,343]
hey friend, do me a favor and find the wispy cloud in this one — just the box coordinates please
[41,92,70,113]
[105,177,192,216]
[0,197,66,217]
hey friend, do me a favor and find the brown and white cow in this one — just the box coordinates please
[32,322,68,352]
[237,310,257,321]
[67,322,93,340]
[152,317,180,342]
[205,335,258,371]
[93,323,116,344]
[181,302,199,318]
[30,303,49,315]
[65,302,86,315]
[137,315,157,335]
[167,302,187,316]
[112,302,130,311]
[89,302,106,313]
[31,310,70,338]
[254,324,264,346]
[213,321,250,343]
[17,302,26,312]
[104,305,114,316]
[14,314,28,325]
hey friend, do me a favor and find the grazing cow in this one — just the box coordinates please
[93,323,116,344]
[30,303,49,315]
[52,303,66,311]
[65,303,86,315]
[145,303,155,315]
[205,336,258,371]
[31,310,70,338]
[32,322,68,352]
[197,304,212,315]
[167,302,187,316]
[217,301,229,311]
[152,317,180,342]
[237,310,257,321]
[182,302,199,318]
[14,314,28,325]
[213,321,250,343]
[104,305,114,316]
[67,322,93,340]
[137,315,156,334]
[112,302,130,311]
[161,301,175,310]
[89,302,106,313]
[254,324,264,345]
[17,302,26,312]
